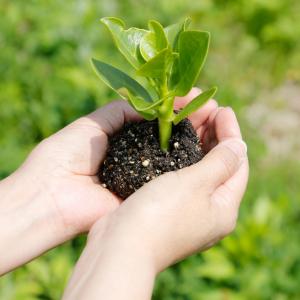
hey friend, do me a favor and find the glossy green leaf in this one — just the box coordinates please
[140,32,157,61]
[101,17,148,69]
[118,88,157,120]
[166,18,192,91]
[148,20,168,51]
[166,52,179,80]
[172,30,210,97]
[168,55,180,91]
[136,45,172,79]
[119,90,175,111]
[140,20,168,62]
[173,87,217,125]
[164,18,192,51]
[91,58,153,105]
[164,23,182,51]
[184,17,192,30]
[167,52,180,65]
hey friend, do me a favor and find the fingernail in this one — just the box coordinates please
[194,87,202,93]
[226,139,247,159]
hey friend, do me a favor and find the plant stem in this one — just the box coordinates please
[157,79,175,151]
[147,78,159,94]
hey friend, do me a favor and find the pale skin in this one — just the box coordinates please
[0,88,249,299]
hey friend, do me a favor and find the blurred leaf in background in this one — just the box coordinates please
[0,0,300,299]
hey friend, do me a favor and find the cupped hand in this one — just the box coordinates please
[18,100,144,238]
[86,88,249,272]
[0,98,145,274]
[62,89,249,299]
[23,88,217,238]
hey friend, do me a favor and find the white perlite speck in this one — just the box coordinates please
[174,142,179,148]
[142,160,150,167]
[170,161,175,166]
[101,183,107,188]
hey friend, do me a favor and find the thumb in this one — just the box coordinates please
[200,138,247,190]
[180,138,247,192]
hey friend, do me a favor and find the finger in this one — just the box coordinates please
[208,107,224,150]
[179,138,247,194]
[174,88,218,131]
[213,156,249,210]
[214,107,242,142]
[200,107,247,202]
[82,100,142,137]
[173,87,202,110]
[59,176,123,234]
[46,100,142,176]
[202,127,210,154]
[203,107,242,153]
[201,107,223,153]
[196,120,208,142]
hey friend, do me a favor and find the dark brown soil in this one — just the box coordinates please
[98,117,204,200]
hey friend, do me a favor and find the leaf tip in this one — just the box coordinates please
[148,20,159,30]
[211,86,217,95]
[100,17,125,29]
[100,17,109,24]
[184,17,192,30]
[90,57,97,66]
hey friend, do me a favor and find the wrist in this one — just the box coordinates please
[89,213,158,272]
[63,213,157,300]
[0,167,68,274]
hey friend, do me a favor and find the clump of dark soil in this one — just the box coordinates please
[99,117,204,200]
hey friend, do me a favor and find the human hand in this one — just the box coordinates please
[0,99,142,274]
[62,89,249,300]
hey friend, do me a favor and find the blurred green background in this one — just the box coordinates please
[1,0,300,299]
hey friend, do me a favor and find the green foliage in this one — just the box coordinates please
[1,0,300,299]
[164,18,191,51]
[91,59,153,103]
[172,31,211,97]
[173,87,217,125]
[90,58,157,120]
[100,17,148,69]
[136,45,173,79]
[92,17,215,150]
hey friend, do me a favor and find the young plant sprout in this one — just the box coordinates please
[91,17,216,151]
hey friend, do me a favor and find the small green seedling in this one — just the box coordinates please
[91,17,217,151]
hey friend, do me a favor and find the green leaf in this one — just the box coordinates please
[140,32,157,61]
[166,18,192,91]
[168,54,180,91]
[136,45,172,79]
[184,17,192,30]
[173,87,217,125]
[118,88,157,120]
[164,18,192,51]
[166,52,179,82]
[148,20,168,51]
[101,17,148,69]
[164,23,182,51]
[172,30,210,97]
[119,89,175,111]
[140,20,168,61]
[91,58,153,105]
